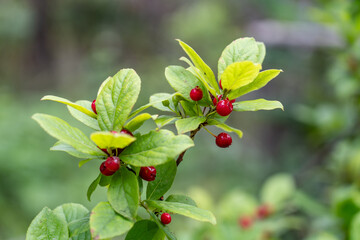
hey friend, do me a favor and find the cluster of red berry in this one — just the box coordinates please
[189,83,234,148]
[91,100,158,182]
[238,204,272,230]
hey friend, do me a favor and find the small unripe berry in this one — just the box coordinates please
[239,216,253,229]
[100,161,116,176]
[161,213,171,225]
[104,156,120,172]
[257,204,271,219]
[216,132,232,148]
[91,99,97,114]
[120,129,134,137]
[213,94,222,106]
[140,166,157,181]
[216,99,233,116]
[190,86,203,101]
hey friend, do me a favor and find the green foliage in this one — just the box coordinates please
[107,168,139,219]
[28,37,283,239]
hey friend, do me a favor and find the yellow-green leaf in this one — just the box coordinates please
[90,131,136,149]
[232,99,284,112]
[221,61,261,90]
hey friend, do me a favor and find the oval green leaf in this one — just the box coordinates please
[232,99,284,112]
[90,202,133,240]
[125,220,165,240]
[175,116,206,134]
[120,130,194,167]
[145,200,216,225]
[68,100,100,130]
[107,168,139,219]
[97,69,141,131]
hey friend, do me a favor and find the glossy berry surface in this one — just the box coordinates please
[239,216,253,229]
[100,161,115,176]
[104,156,120,172]
[139,166,157,181]
[216,132,232,148]
[161,213,171,225]
[216,99,233,116]
[190,86,203,101]
[91,99,97,114]
[120,129,134,137]
[257,204,271,219]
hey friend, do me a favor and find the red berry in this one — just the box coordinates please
[120,129,134,137]
[239,216,253,229]
[213,94,222,106]
[219,79,223,90]
[257,204,271,219]
[216,99,233,116]
[161,213,171,225]
[216,132,232,148]
[110,131,117,134]
[104,156,120,172]
[139,166,156,181]
[190,86,203,101]
[100,161,116,176]
[91,99,97,114]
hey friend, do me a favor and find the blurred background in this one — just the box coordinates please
[1,0,360,239]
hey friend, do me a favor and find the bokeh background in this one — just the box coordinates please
[1,0,359,239]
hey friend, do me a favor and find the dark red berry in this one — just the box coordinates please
[161,213,171,225]
[216,99,233,116]
[159,196,164,201]
[213,95,221,106]
[139,166,156,181]
[239,216,253,229]
[230,99,236,104]
[216,132,232,148]
[91,99,97,114]
[100,161,116,176]
[257,204,271,219]
[104,156,120,172]
[120,129,134,137]
[190,86,203,101]
[219,80,223,90]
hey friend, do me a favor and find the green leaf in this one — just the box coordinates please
[260,174,295,209]
[165,66,211,106]
[97,69,141,131]
[154,116,179,128]
[68,217,90,238]
[166,194,197,207]
[147,160,177,200]
[229,69,282,99]
[148,211,177,240]
[99,174,113,187]
[41,95,97,119]
[218,37,265,79]
[32,114,105,156]
[175,116,206,134]
[145,200,216,225]
[87,174,101,201]
[221,61,261,91]
[232,99,284,112]
[90,202,134,240]
[68,100,100,130]
[107,168,139,219]
[51,141,96,159]
[207,119,243,138]
[180,100,198,116]
[125,220,165,240]
[120,130,194,167]
[177,40,219,93]
[125,113,155,132]
[149,93,177,112]
[53,203,90,239]
[79,159,94,168]
[26,207,68,240]
[90,131,136,149]
[350,212,360,240]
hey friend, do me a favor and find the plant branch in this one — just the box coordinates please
[176,124,203,166]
